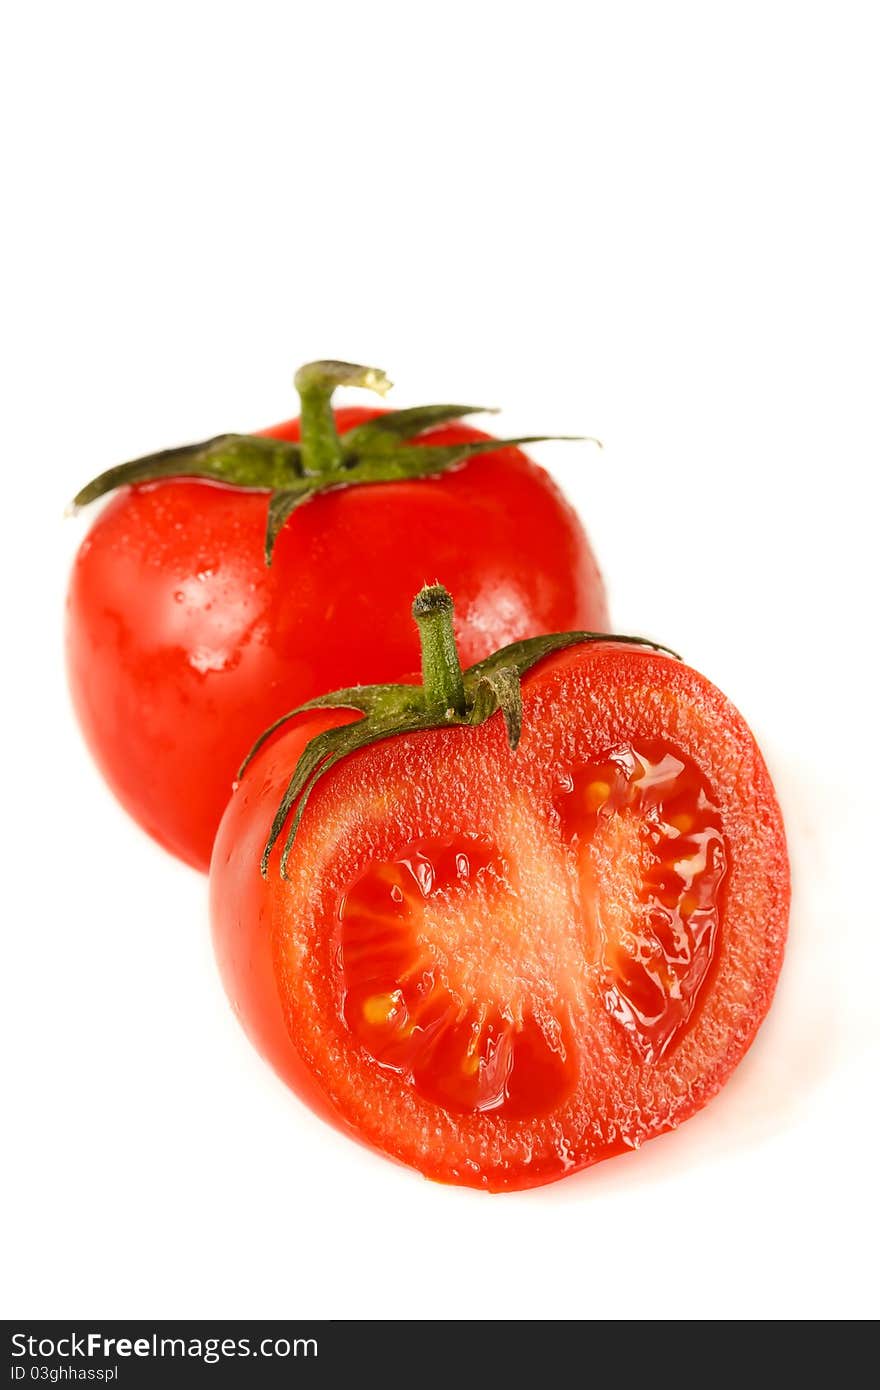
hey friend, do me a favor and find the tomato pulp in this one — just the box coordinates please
[210,640,789,1191]
[66,406,607,870]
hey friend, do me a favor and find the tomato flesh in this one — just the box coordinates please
[556,740,726,1062]
[338,740,725,1116]
[340,840,576,1118]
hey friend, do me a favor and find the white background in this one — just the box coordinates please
[2,2,877,1321]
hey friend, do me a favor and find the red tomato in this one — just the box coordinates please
[210,617,789,1192]
[66,404,607,871]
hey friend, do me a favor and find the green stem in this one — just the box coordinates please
[412,585,466,715]
[294,360,391,475]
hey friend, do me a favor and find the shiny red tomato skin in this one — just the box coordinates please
[210,706,361,1137]
[66,407,607,870]
[209,643,789,1192]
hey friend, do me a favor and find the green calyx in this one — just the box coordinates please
[244,584,679,880]
[70,359,587,562]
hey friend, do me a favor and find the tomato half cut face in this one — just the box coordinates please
[211,644,789,1191]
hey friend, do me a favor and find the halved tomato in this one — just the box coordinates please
[210,592,789,1191]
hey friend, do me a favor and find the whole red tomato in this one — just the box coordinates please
[210,586,789,1191]
[66,362,607,870]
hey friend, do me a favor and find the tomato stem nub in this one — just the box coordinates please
[70,359,577,569]
[412,585,467,716]
[294,360,392,475]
